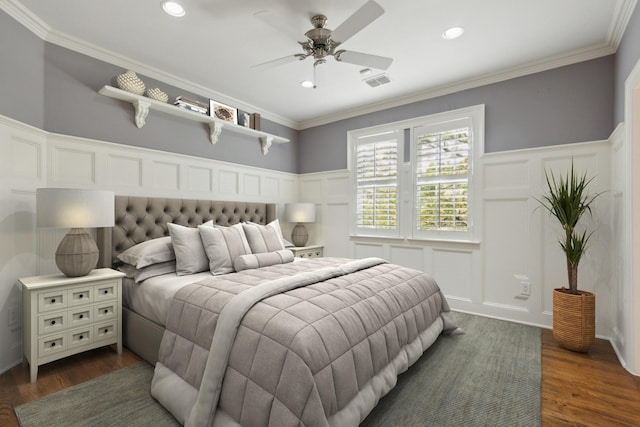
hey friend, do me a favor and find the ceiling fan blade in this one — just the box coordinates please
[252,54,301,70]
[254,10,305,43]
[336,50,393,70]
[331,0,384,44]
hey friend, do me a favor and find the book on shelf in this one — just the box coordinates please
[250,113,261,131]
[174,96,209,110]
[175,103,208,114]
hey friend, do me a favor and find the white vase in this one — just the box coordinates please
[116,70,145,95]
[146,87,169,103]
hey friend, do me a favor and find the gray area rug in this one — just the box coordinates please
[15,362,179,427]
[361,312,541,427]
[15,312,540,427]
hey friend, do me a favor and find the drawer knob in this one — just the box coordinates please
[51,320,56,325]
[105,328,109,333]
[51,298,56,303]
[104,309,108,314]
[104,290,108,294]
[79,314,83,319]
[79,335,83,340]
[51,342,55,347]
[79,294,83,299]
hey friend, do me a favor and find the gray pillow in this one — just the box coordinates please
[243,219,286,253]
[234,250,294,272]
[168,221,212,275]
[117,236,175,268]
[118,261,177,283]
[199,224,252,275]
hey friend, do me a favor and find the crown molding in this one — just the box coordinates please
[3,0,636,132]
[297,43,616,129]
[1,0,49,39]
[1,0,297,130]
[607,0,638,50]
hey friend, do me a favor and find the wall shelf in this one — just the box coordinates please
[98,85,289,154]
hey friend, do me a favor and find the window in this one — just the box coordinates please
[354,131,401,237]
[414,119,471,237]
[350,105,483,241]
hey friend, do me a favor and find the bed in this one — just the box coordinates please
[96,196,459,427]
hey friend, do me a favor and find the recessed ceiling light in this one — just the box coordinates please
[300,80,314,88]
[442,26,464,40]
[162,1,185,17]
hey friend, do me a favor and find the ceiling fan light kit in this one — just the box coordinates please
[253,0,393,88]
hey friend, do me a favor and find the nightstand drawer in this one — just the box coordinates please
[68,287,93,306]
[95,281,118,302]
[69,328,92,348]
[38,334,66,357]
[38,290,67,313]
[94,302,117,321]
[94,321,117,342]
[38,312,67,336]
[69,307,93,328]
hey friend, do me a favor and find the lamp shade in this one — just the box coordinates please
[284,203,316,224]
[36,188,114,277]
[36,188,114,228]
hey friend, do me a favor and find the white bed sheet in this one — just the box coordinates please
[123,272,212,326]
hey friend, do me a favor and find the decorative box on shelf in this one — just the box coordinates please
[98,85,289,155]
[20,268,125,383]
[289,245,324,259]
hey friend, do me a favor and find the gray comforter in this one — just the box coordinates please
[151,257,459,427]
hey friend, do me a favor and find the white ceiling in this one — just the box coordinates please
[7,0,636,129]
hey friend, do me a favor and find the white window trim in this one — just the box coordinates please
[348,104,484,243]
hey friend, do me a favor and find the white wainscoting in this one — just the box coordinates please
[0,115,299,374]
[299,139,612,334]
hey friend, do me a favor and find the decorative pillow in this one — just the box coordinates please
[199,223,252,275]
[233,250,294,272]
[118,261,177,283]
[168,221,213,276]
[117,236,175,269]
[243,219,286,253]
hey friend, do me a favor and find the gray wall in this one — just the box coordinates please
[298,56,615,173]
[614,5,640,124]
[0,11,45,129]
[2,10,298,174]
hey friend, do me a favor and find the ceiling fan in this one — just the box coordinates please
[253,1,393,85]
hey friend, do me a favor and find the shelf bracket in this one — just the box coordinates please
[132,99,150,128]
[208,122,223,144]
[260,136,273,155]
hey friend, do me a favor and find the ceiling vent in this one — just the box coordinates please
[363,74,391,88]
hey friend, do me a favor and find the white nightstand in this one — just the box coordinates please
[20,268,125,383]
[289,244,324,258]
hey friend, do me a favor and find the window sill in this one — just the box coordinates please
[350,235,481,246]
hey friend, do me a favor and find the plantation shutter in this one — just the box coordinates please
[414,123,470,233]
[355,131,399,235]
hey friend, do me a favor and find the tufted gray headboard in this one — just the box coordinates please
[96,195,276,268]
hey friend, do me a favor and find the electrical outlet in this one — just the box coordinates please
[520,281,531,296]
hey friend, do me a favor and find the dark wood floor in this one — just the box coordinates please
[1,333,639,426]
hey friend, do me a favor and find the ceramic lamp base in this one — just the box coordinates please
[291,223,309,247]
[55,228,99,277]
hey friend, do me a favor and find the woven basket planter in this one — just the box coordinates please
[552,288,595,352]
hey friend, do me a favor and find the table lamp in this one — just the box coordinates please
[284,203,316,247]
[36,188,115,277]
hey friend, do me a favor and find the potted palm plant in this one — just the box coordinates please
[537,162,600,352]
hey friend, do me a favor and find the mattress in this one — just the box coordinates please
[122,272,212,326]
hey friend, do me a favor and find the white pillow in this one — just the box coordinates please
[242,220,286,253]
[118,261,176,283]
[117,236,175,269]
[199,223,252,275]
[234,250,294,272]
[168,221,212,276]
